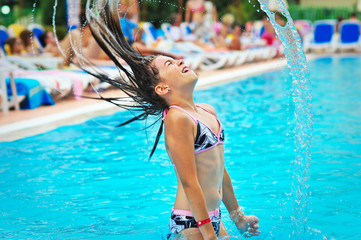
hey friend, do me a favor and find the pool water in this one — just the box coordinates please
[1,56,360,239]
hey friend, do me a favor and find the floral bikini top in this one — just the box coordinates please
[163,105,225,154]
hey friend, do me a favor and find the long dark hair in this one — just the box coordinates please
[82,0,168,158]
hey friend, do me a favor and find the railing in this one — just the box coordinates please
[289,5,360,22]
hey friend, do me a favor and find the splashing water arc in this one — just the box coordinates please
[257,0,313,239]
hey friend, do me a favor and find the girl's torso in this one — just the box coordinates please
[164,104,225,211]
[187,0,206,23]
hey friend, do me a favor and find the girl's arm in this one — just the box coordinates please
[222,168,261,237]
[164,109,217,240]
[222,168,240,213]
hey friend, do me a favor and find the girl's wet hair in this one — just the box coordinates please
[82,0,168,158]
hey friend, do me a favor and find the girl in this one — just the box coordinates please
[83,1,261,239]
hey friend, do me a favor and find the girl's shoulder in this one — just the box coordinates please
[197,103,217,115]
[164,106,196,125]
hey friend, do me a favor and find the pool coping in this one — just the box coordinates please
[1,55,319,142]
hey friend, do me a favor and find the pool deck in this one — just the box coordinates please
[0,56,312,142]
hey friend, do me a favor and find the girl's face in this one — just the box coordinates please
[152,56,198,91]
[13,39,24,54]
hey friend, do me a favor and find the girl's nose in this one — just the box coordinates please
[177,59,183,65]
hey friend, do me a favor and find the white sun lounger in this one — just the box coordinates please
[333,20,361,52]
[303,20,337,53]
[0,70,25,114]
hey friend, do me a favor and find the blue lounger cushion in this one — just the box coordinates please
[341,24,360,43]
[6,77,55,109]
[314,24,334,43]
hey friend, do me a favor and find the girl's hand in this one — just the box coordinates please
[230,208,260,238]
[235,215,260,238]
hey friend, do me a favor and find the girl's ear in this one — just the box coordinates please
[155,83,170,96]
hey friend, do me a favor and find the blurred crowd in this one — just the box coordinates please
[2,0,287,66]
[3,0,360,66]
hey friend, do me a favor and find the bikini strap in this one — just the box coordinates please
[162,105,198,123]
[196,104,217,118]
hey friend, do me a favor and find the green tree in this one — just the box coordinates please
[40,0,66,26]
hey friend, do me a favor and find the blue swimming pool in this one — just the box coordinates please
[1,56,360,239]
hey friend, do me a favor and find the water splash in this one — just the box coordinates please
[29,1,38,55]
[52,0,68,59]
[256,0,313,239]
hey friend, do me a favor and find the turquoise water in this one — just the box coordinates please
[1,56,360,239]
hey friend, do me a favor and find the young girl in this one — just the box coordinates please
[83,1,260,239]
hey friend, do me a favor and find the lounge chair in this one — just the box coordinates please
[0,70,25,114]
[12,69,96,99]
[142,22,163,47]
[141,22,203,70]
[303,20,337,53]
[27,23,45,49]
[334,20,361,52]
[161,23,172,40]
[179,22,198,42]
[1,58,96,101]
[252,21,264,39]
[144,22,275,70]
[0,26,9,56]
[172,41,230,70]
[294,20,312,40]
[7,23,26,38]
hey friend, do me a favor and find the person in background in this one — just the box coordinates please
[19,29,41,55]
[169,13,198,43]
[261,15,275,46]
[229,26,242,50]
[4,37,24,56]
[185,0,215,43]
[39,27,109,65]
[131,28,184,59]
[261,13,284,46]
[213,14,242,51]
[39,30,82,65]
[336,16,344,33]
[349,12,360,21]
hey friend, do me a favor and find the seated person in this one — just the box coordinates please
[19,29,41,55]
[228,26,242,50]
[39,30,82,65]
[131,28,183,59]
[39,27,108,65]
[4,37,24,56]
[212,15,241,51]
[261,13,284,46]
[169,13,197,42]
[349,12,360,22]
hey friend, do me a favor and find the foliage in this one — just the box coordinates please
[289,5,358,21]
[40,0,67,26]
[43,25,68,41]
